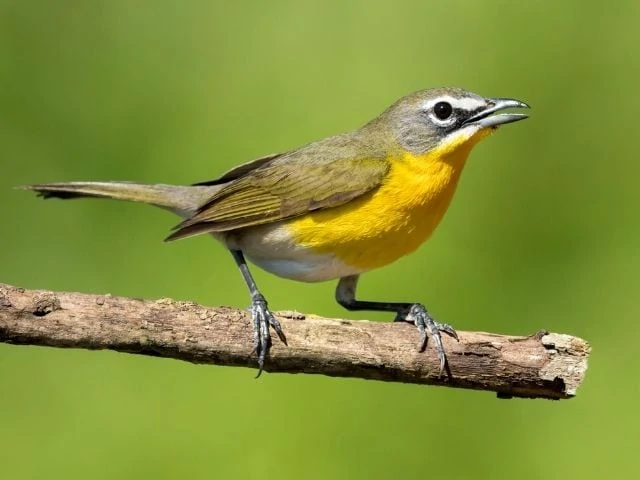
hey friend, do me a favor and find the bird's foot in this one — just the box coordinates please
[250,294,287,377]
[396,303,458,376]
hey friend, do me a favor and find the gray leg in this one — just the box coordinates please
[335,275,457,376]
[230,249,287,376]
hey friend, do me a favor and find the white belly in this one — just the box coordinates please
[217,222,364,283]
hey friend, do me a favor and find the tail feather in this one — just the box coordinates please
[21,181,218,217]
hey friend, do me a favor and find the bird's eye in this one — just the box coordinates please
[433,101,453,120]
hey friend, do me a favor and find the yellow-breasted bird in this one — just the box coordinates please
[23,87,529,376]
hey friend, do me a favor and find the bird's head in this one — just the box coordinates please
[372,87,529,157]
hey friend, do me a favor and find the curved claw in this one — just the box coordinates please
[270,316,288,346]
[438,322,459,341]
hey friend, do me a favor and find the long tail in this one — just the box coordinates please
[21,181,218,218]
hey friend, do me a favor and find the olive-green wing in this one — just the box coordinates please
[167,156,389,240]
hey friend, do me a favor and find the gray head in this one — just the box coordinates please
[368,87,529,154]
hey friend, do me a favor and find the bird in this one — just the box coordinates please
[22,87,529,377]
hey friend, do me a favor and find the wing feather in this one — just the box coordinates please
[167,148,390,240]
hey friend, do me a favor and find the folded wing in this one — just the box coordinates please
[167,156,389,240]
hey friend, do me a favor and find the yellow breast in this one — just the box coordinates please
[287,131,489,271]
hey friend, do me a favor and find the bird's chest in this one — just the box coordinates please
[288,152,467,270]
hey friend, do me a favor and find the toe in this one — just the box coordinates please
[439,322,459,341]
[268,314,288,345]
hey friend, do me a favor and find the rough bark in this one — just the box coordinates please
[0,282,589,399]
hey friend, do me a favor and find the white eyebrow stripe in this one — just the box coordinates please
[421,95,486,112]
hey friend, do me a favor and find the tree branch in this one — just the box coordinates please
[0,282,589,399]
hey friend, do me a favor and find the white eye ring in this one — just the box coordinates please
[422,99,456,127]
[427,111,457,127]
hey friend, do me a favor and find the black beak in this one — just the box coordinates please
[463,97,530,128]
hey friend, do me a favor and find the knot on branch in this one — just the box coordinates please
[32,292,61,317]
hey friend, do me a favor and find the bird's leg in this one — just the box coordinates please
[230,249,287,376]
[335,275,458,376]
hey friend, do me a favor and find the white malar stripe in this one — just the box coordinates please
[442,123,483,144]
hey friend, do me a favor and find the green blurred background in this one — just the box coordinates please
[1,1,638,478]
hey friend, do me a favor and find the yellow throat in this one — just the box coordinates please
[287,129,492,270]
